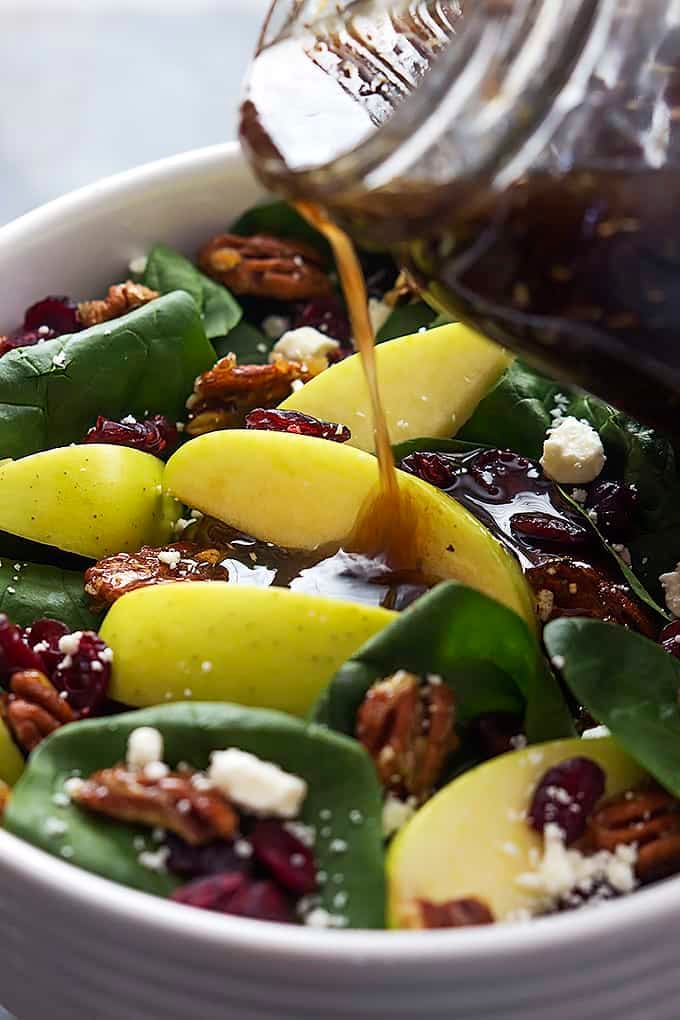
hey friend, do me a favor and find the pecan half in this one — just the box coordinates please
[0,780,10,818]
[584,786,680,884]
[356,671,458,802]
[185,353,315,435]
[78,281,159,327]
[198,233,331,301]
[1,669,74,753]
[419,897,495,929]
[71,765,238,846]
[526,558,658,638]
[84,542,231,611]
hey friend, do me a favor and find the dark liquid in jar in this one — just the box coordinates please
[407,169,680,433]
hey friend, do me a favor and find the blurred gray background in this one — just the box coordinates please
[0,0,270,224]
[0,5,269,1015]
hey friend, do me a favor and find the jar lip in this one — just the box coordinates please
[241,0,610,208]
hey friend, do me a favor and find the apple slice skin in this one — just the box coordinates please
[164,430,534,626]
[0,718,24,786]
[279,323,511,452]
[0,445,180,559]
[387,737,648,928]
[102,581,394,716]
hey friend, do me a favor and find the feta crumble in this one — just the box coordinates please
[273,326,340,364]
[368,297,391,335]
[126,726,164,770]
[158,549,181,569]
[540,417,606,484]
[382,794,416,838]
[208,748,307,818]
[660,563,680,617]
[262,314,290,340]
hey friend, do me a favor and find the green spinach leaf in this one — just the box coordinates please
[143,245,242,340]
[392,436,488,463]
[0,560,98,630]
[0,292,215,461]
[212,320,273,363]
[544,618,680,797]
[313,582,573,744]
[5,702,385,927]
[375,301,438,343]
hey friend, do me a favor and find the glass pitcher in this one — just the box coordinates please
[240,0,680,432]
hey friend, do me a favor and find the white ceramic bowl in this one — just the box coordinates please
[0,144,678,1020]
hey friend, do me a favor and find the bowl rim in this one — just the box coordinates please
[0,140,677,963]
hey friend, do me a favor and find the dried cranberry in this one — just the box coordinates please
[293,296,351,345]
[172,873,294,923]
[660,619,680,660]
[468,713,525,760]
[585,481,639,541]
[0,615,45,677]
[52,631,111,717]
[227,879,294,923]
[83,415,178,458]
[171,871,247,912]
[401,451,459,489]
[510,512,591,547]
[528,757,606,844]
[250,820,317,895]
[165,833,251,879]
[245,408,351,443]
[23,296,81,335]
[0,327,59,358]
[26,618,70,676]
[419,897,495,928]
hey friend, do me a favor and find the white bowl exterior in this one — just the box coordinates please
[0,143,678,1020]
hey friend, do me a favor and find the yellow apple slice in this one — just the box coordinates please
[279,323,511,452]
[0,445,180,558]
[164,430,534,625]
[0,718,24,786]
[102,581,393,715]
[387,737,648,928]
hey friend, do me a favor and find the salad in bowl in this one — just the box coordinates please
[1,192,680,938]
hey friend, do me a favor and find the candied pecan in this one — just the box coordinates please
[84,542,230,610]
[356,671,458,802]
[198,233,331,301]
[185,353,314,435]
[419,897,495,928]
[1,669,75,753]
[71,765,238,846]
[78,281,159,327]
[0,780,9,818]
[584,786,680,884]
[526,558,658,638]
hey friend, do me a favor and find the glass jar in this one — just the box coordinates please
[241,1,680,430]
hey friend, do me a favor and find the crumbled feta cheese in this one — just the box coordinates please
[571,488,588,504]
[173,517,192,535]
[52,350,67,369]
[121,414,137,425]
[126,726,164,770]
[144,761,170,781]
[234,838,253,859]
[63,777,85,799]
[516,823,637,907]
[262,314,290,339]
[660,564,680,617]
[382,794,416,837]
[44,817,67,837]
[551,654,566,671]
[303,907,346,929]
[368,297,391,335]
[273,326,339,364]
[208,748,307,818]
[58,632,82,656]
[582,725,611,740]
[158,549,181,569]
[128,255,148,275]
[540,417,606,484]
[283,820,316,847]
[138,846,170,873]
